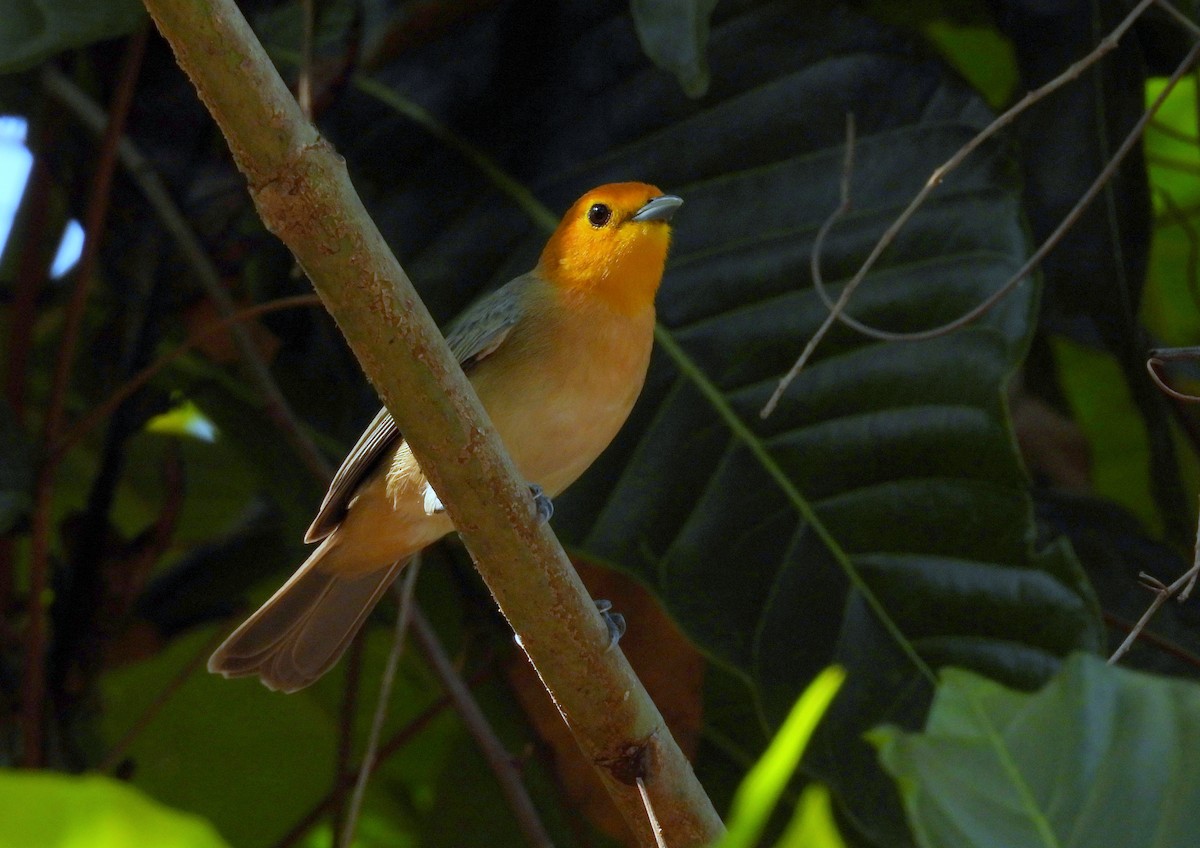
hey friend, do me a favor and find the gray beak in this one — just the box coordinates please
[631,194,683,223]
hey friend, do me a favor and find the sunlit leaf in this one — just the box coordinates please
[718,666,844,848]
[0,770,229,848]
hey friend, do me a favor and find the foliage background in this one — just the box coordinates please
[3,0,1200,846]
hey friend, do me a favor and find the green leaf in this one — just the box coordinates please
[718,666,845,848]
[874,654,1200,848]
[0,769,229,847]
[0,0,145,73]
[630,0,718,98]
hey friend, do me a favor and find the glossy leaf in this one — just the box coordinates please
[874,654,1200,848]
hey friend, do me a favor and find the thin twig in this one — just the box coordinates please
[637,776,668,848]
[41,66,334,484]
[1157,0,1200,39]
[23,26,148,767]
[339,559,421,848]
[1109,490,1200,665]
[54,294,321,459]
[761,113,856,417]
[819,34,1200,343]
[1108,556,1200,664]
[271,665,496,848]
[99,625,230,772]
[330,635,364,841]
[768,29,1200,416]
[761,0,1161,417]
[1146,347,1200,403]
[410,608,555,848]
[1103,610,1200,669]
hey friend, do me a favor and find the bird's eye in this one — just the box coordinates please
[587,203,612,228]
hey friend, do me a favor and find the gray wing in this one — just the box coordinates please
[303,273,534,543]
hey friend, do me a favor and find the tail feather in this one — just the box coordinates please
[209,541,408,693]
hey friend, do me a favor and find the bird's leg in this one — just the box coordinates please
[424,481,553,524]
[528,484,554,523]
[595,599,626,650]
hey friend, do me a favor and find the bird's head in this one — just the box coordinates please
[538,182,682,315]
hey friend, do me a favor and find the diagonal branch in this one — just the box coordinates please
[140,2,722,844]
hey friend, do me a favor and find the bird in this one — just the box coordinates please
[208,182,682,692]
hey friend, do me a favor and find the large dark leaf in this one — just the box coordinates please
[308,2,1104,842]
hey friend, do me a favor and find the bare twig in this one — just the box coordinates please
[1108,554,1200,664]
[411,607,554,848]
[339,559,421,848]
[1146,346,1200,403]
[1157,0,1200,39]
[1103,610,1200,669]
[637,776,668,848]
[271,664,496,848]
[1109,489,1200,665]
[330,635,364,841]
[23,25,148,767]
[761,0,1164,416]
[761,113,855,417]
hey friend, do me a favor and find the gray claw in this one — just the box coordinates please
[529,484,554,524]
[595,599,626,651]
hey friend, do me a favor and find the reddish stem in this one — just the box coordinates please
[22,26,149,767]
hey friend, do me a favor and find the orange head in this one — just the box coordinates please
[537,182,682,315]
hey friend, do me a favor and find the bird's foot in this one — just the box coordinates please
[529,484,554,524]
[426,482,552,523]
[595,599,626,651]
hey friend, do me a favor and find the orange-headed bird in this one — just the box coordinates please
[209,183,682,692]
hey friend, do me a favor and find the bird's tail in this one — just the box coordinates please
[208,539,408,693]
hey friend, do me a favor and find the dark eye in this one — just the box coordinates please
[587,203,612,228]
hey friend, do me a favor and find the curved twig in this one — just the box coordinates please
[339,559,422,848]
[410,606,555,848]
[23,26,149,767]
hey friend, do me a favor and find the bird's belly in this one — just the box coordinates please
[500,388,638,496]
[485,318,652,496]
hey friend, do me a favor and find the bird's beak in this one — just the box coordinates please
[631,195,683,223]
